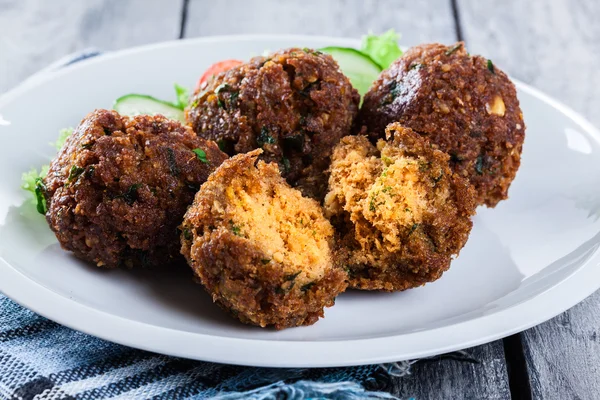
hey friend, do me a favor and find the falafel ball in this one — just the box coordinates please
[180,149,347,329]
[186,48,360,201]
[44,109,228,269]
[324,123,477,291]
[356,42,525,207]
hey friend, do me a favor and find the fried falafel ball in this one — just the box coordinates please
[180,149,347,329]
[324,123,477,291]
[186,48,360,201]
[356,42,525,207]
[44,109,228,269]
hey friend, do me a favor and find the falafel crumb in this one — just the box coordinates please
[325,124,476,291]
[215,150,334,285]
[181,149,346,329]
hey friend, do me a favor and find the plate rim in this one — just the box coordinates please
[1,34,600,368]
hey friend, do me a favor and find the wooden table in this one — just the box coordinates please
[1,1,598,398]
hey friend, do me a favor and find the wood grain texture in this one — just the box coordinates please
[185,2,511,399]
[184,0,456,46]
[0,1,515,398]
[0,0,183,93]
[392,344,511,400]
[457,0,600,127]
[458,0,600,398]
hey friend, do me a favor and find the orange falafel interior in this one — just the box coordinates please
[180,149,347,329]
[325,123,477,291]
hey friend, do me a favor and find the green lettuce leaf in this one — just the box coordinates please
[52,127,73,150]
[173,83,190,110]
[361,30,403,69]
[21,165,49,214]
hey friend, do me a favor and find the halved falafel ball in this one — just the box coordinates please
[186,48,360,201]
[324,123,477,291]
[44,109,228,269]
[180,149,347,329]
[356,42,525,207]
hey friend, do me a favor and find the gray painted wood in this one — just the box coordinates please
[184,0,456,46]
[392,344,510,400]
[0,0,183,93]
[458,0,600,398]
[0,1,518,398]
[184,2,511,399]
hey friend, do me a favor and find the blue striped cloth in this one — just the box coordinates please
[0,49,411,400]
[0,296,407,399]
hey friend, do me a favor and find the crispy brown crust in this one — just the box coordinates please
[186,48,360,201]
[44,109,227,269]
[325,124,477,291]
[180,150,347,329]
[356,42,525,207]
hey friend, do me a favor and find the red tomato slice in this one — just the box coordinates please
[195,60,243,91]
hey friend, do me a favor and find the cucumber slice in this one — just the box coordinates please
[320,47,382,96]
[113,94,185,123]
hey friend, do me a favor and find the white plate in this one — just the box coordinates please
[1,35,600,368]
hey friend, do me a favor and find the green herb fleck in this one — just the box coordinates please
[301,282,315,292]
[81,142,93,149]
[281,157,291,174]
[405,208,411,213]
[230,90,239,104]
[192,148,209,164]
[68,165,85,182]
[122,183,142,205]
[33,179,47,214]
[445,43,462,56]
[475,155,484,175]
[183,228,192,241]
[284,271,301,281]
[408,223,419,236]
[166,148,179,176]
[229,220,242,236]
[261,259,271,265]
[381,156,393,166]
[369,196,377,212]
[215,83,231,94]
[381,167,389,177]
[487,59,495,74]
[217,98,224,108]
[257,127,275,146]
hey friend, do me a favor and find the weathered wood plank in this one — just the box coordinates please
[458,0,600,398]
[0,0,184,93]
[184,2,511,399]
[392,343,511,400]
[184,0,456,46]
